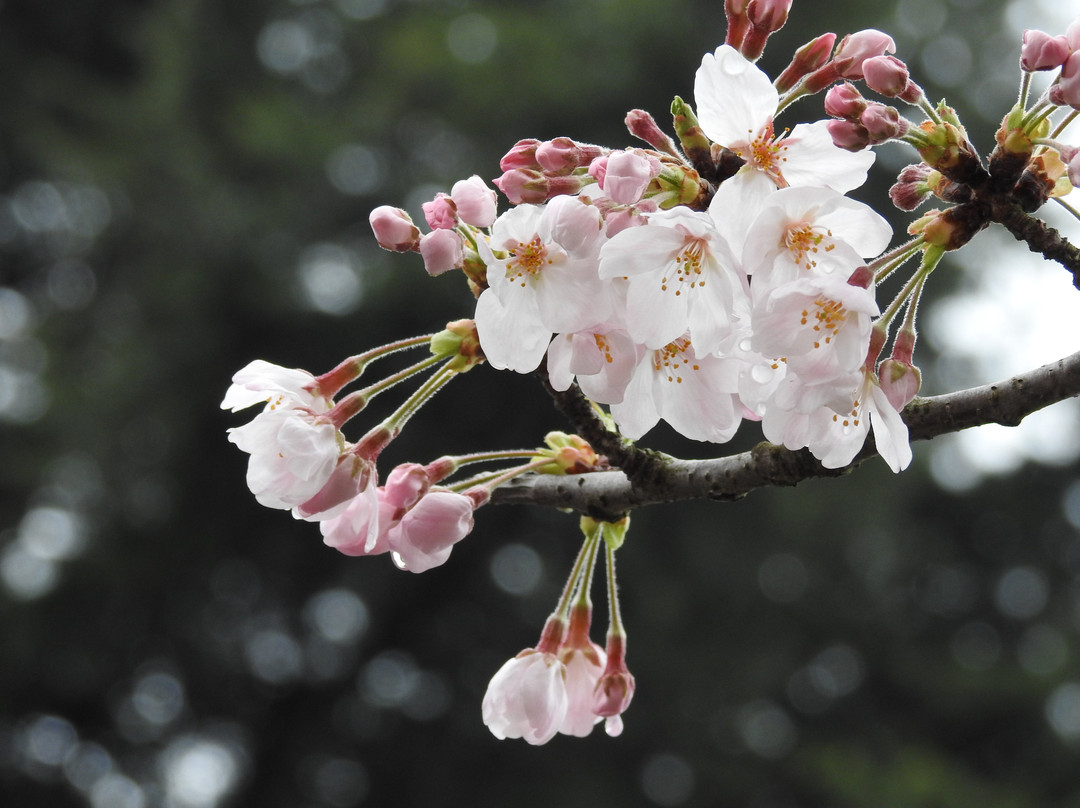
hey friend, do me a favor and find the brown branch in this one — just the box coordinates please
[988,197,1080,290]
[492,350,1080,519]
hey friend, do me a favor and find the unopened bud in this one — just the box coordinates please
[591,150,661,205]
[419,229,464,276]
[1049,51,1080,109]
[1020,29,1070,72]
[369,206,421,252]
[826,118,870,152]
[499,139,541,172]
[832,29,896,79]
[724,0,752,49]
[862,54,910,97]
[824,82,867,120]
[624,109,681,159]
[739,0,792,61]
[879,357,922,411]
[422,193,458,230]
[889,163,933,211]
[450,175,498,227]
[430,319,484,371]
[671,96,714,177]
[860,103,906,144]
[535,137,606,174]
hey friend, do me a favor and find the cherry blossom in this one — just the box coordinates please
[387,489,476,573]
[694,45,875,192]
[482,641,569,745]
[611,337,744,443]
[598,206,746,355]
[475,196,608,372]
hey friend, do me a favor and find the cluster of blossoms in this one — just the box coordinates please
[226,1,1080,745]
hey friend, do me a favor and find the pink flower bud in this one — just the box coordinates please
[493,168,549,204]
[862,54,910,97]
[419,229,464,276]
[746,0,791,32]
[1064,146,1080,188]
[774,32,837,93]
[594,150,658,205]
[422,192,457,230]
[889,163,934,211]
[624,109,680,157]
[879,358,922,411]
[369,206,420,252]
[493,169,592,205]
[833,29,896,79]
[388,489,475,573]
[824,82,867,120]
[591,634,634,738]
[739,0,792,59]
[1051,51,1080,108]
[535,137,606,174]
[382,463,430,512]
[499,138,541,172]
[724,0,752,48]
[860,103,905,144]
[1068,18,1080,51]
[450,175,498,227]
[826,118,870,152]
[1021,29,1070,72]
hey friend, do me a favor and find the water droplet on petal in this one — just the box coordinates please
[750,364,774,384]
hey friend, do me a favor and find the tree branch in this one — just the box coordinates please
[492,350,1080,519]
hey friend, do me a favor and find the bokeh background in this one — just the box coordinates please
[3,0,1080,806]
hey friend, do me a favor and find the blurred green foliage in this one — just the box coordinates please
[2,0,1080,807]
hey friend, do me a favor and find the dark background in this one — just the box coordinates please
[3,0,1080,806]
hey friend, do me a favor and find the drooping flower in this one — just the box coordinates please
[557,604,606,738]
[387,489,476,573]
[227,407,343,511]
[482,617,569,745]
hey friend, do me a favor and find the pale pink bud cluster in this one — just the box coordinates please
[494,138,607,205]
[825,82,907,150]
[320,461,479,572]
[372,176,499,277]
[801,29,896,94]
[482,603,634,744]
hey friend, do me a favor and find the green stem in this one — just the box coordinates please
[605,541,625,638]
[377,360,459,438]
[917,96,943,126]
[357,353,444,403]
[877,247,943,329]
[1021,99,1055,133]
[1018,70,1033,110]
[447,457,555,494]
[554,525,602,621]
[872,237,925,285]
[1051,108,1080,140]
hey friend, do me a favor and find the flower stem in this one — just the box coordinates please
[1050,108,1080,140]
